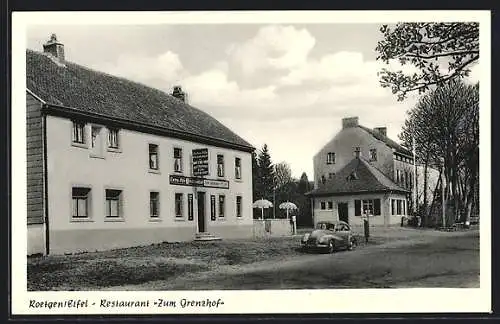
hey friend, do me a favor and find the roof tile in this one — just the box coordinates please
[307,157,409,196]
[26,50,253,151]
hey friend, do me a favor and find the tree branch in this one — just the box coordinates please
[405,50,479,59]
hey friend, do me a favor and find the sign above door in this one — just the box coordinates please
[169,174,229,189]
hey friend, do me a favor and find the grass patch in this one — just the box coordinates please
[27,237,303,291]
[28,257,210,291]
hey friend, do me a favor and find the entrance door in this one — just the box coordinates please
[338,203,349,223]
[197,192,206,233]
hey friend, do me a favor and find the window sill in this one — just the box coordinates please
[174,217,186,222]
[89,154,105,159]
[234,178,243,183]
[149,217,162,222]
[70,218,94,223]
[174,170,184,174]
[107,147,122,153]
[148,169,161,175]
[217,217,226,221]
[104,217,125,222]
[71,142,88,149]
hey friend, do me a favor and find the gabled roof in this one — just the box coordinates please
[26,50,254,152]
[306,157,409,197]
[358,125,412,156]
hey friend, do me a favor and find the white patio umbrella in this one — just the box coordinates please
[252,198,273,219]
[279,201,298,219]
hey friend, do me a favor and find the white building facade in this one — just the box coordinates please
[26,36,254,255]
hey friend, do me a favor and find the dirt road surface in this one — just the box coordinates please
[103,229,479,290]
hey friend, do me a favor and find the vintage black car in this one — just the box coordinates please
[300,221,357,253]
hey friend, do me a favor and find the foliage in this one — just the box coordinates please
[274,162,293,190]
[256,144,276,201]
[376,22,479,101]
[398,79,479,226]
[251,151,260,202]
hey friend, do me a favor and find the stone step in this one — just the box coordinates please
[194,232,222,241]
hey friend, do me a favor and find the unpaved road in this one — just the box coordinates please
[104,229,479,290]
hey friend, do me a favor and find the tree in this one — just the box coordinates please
[274,162,293,190]
[296,172,313,226]
[251,150,260,202]
[256,144,275,202]
[399,79,479,226]
[376,22,479,101]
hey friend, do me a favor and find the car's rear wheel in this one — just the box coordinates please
[328,240,335,253]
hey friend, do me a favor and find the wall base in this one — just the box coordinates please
[28,223,46,256]
[48,224,253,255]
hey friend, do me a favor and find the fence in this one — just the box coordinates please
[253,219,293,238]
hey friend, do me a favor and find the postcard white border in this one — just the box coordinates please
[12,10,491,315]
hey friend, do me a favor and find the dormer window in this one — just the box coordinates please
[354,147,361,158]
[370,149,377,161]
[326,152,335,164]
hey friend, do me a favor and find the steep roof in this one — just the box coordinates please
[26,50,254,152]
[306,157,409,197]
[358,125,412,156]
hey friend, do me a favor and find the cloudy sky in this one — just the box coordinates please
[26,23,480,178]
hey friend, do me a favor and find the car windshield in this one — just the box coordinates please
[316,223,335,230]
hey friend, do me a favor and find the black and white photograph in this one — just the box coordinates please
[11,10,491,314]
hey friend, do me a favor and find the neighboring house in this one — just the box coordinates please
[26,35,254,255]
[306,117,414,226]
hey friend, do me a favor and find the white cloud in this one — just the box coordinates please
[227,25,316,76]
[81,25,417,177]
[94,50,185,87]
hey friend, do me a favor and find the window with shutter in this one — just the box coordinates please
[374,199,381,215]
[355,200,361,216]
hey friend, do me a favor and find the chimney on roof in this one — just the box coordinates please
[374,127,387,137]
[43,34,65,62]
[172,85,187,103]
[342,117,359,129]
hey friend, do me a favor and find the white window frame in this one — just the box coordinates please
[107,127,121,151]
[174,147,183,173]
[71,187,91,221]
[175,193,184,218]
[104,188,124,221]
[71,120,86,146]
[235,157,242,180]
[236,195,242,218]
[218,195,226,218]
[326,152,335,164]
[149,143,160,171]
[217,154,225,178]
[150,191,160,219]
